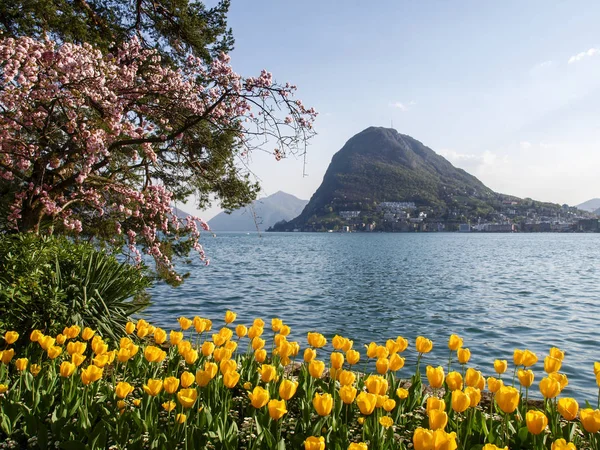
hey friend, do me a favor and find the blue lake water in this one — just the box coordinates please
[146,232,600,403]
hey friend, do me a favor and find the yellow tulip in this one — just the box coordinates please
[338,370,356,386]
[482,445,508,450]
[169,330,183,345]
[115,381,134,399]
[248,386,270,408]
[313,392,333,416]
[432,430,458,450]
[544,356,562,373]
[1,348,14,364]
[375,394,387,408]
[495,386,519,413]
[81,365,103,385]
[465,368,482,388]
[365,342,378,358]
[38,336,55,351]
[413,428,434,450]
[254,349,267,363]
[67,341,87,355]
[195,370,211,387]
[426,397,446,413]
[551,439,576,450]
[30,364,41,377]
[220,359,237,376]
[521,349,538,367]
[72,353,86,367]
[180,371,195,388]
[383,398,396,412]
[539,377,561,399]
[304,436,325,450]
[143,379,163,396]
[30,330,43,342]
[235,324,247,338]
[152,328,166,345]
[4,331,19,345]
[164,376,180,394]
[348,444,368,450]
[594,361,600,375]
[518,369,535,388]
[457,348,471,364]
[117,347,132,363]
[247,325,263,340]
[389,354,405,371]
[549,347,565,361]
[258,364,277,383]
[340,385,357,404]
[278,379,298,400]
[307,332,327,348]
[356,391,377,415]
[55,334,66,345]
[549,372,569,391]
[557,397,579,421]
[268,399,287,420]
[223,370,240,388]
[426,365,445,389]
[446,371,463,391]
[47,346,62,359]
[346,349,360,365]
[125,322,135,334]
[395,336,409,352]
[309,360,325,378]
[379,416,394,428]
[162,401,176,412]
[465,387,481,407]
[331,352,344,369]
[428,409,449,430]
[81,327,95,341]
[224,310,236,324]
[448,334,463,351]
[396,387,409,400]
[0,384,7,394]
[580,408,600,433]
[487,377,504,393]
[364,375,388,395]
[375,345,389,359]
[177,317,192,330]
[332,335,347,350]
[494,359,507,374]
[15,358,27,371]
[415,336,433,354]
[92,354,109,368]
[144,346,166,363]
[451,390,470,413]
[59,361,76,377]
[376,358,389,374]
[526,410,548,435]
[514,349,524,366]
[252,337,265,351]
[177,388,198,408]
[183,348,198,365]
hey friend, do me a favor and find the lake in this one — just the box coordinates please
[146,232,600,403]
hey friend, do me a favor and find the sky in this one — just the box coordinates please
[190,0,600,220]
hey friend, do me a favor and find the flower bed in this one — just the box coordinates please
[0,315,599,449]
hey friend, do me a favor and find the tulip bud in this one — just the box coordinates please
[526,410,548,435]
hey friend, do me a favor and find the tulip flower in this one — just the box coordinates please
[426,397,446,413]
[223,370,240,388]
[429,409,449,430]
[304,436,325,450]
[47,346,62,359]
[339,385,357,404]
[465,386,481,407]
[557,397,579,421]
[162,401,176,412]
[143,379,163,396]
[513,349,524,366]
[426,365,445,388]
[169,331,183,346]
[389,354,405,372]
[448,334,463,351]
[125,322,135,334]
[195,370,211,387]
[364,375,388,395]
[457,348,471,364]
[247,325,263,340]
[521,349,538,367]
[177,317,192,330]
[549,372,569,391]
[164,376,180,394]
[81,365,103,385]
[487,377,504,393]
[15,358,27,371]
[59,361,76,378]
[3,331,18,345]
[338,370,356,386]
[313,392,333,416]
[332,335,347,350]
[379,416,394,428]
[220,359,237,376]
[67,341,87,355]
[72,353,86,367]
[223,310,236,324]
[451,390,470,413]
[540,377,561,399]
[551,439,576,450]
[182,348,198,365]
[433,430,458,450]
[55,334,66,345]
[235,325,247,338]
[465,368,482,387]
[205,362,218,378]
[348,444,368,450]
[267,399,287,420]
[248,386,270,408]
[116,381,134,399]
[81,327,95,341]
[331,352,344,369]
[482,445,508,450]
[415,336,433,354]
[495,386,520,413]
[446,371,463,391]
[518,369,535,388]
[413,428,434,450]
[526,410,548,435]
[177,388,197,408]
[594,361,600,375]
[30,330,43,342]
[549,347,565,361]
[309,360,325,378]
[307,332,327,348]
[383,398,396,412]
[0,384,8,394]
[544,356,562,374]
[580,408,600,433]
[180,371,195,388]
[356,391,377,415]
[376,357,389,374]
[494,359,507,374]
[30,364,41,377]
[396,387,409,399]
[346,349,360,365]
[153,328,167,345]
[365,342,378,358]
[279,379,298,400]
[254,349,267,363]
[251,337,265,351]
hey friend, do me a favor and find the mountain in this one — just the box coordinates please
[273,127,581,231]
[208,191,307,231]
[576,199,600,213]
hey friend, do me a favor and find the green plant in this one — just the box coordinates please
[0,233,151,341]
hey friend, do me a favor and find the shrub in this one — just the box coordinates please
[0,234,151,340]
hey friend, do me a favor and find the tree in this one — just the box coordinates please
[0,35,317,282]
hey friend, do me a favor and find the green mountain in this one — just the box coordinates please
[208,191,307,231]
[272,127,574,231]
[576,198,600,212]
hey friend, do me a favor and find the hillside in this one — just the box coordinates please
[576,199,600,213]
[208,191,307,231]
[273,127,587,231]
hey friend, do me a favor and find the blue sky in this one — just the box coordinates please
[192,0,600,220]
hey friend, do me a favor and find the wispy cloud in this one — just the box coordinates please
[520,141,532,150]
[533,60,553,70]
[568,48,599,64]
[389,100,416,111]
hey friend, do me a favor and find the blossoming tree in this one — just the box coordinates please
[0,36,317,282]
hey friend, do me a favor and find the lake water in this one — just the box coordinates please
[146,232,600,403]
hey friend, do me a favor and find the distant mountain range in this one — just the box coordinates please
[272,127,592,232]
[576,198,600,213]
[207,191,307,231]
